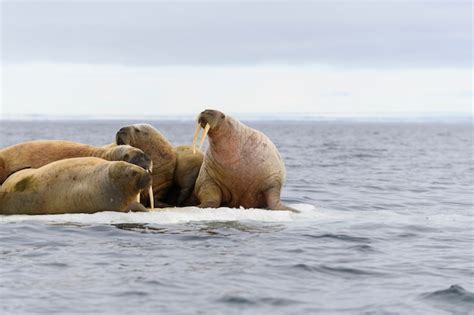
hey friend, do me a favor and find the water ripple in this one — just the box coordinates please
[303,233,371,243]
[292,264,385,278]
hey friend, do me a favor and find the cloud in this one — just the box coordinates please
[1,1,472,67]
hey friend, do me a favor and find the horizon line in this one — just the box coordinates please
[0,112,472,123]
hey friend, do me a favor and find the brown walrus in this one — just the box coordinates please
[191,109,296,212]
[168,145,204,206]
[0,157,151,215]
[0,140,152,185]
[116,124,176,208]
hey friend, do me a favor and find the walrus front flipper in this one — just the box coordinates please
[176,170,200,206]
[264,187,300,213]
[196,178,222,208]
[176,187,193,206]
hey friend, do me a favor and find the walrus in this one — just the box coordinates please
[168,145,204,206]
[0,157,151,215]
[116,124,176,208]
[0,140,152,185]
[191,109,296,212]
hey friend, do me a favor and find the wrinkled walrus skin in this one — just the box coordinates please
[192,109,297,212]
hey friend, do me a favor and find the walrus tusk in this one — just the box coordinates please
[149,186,154,209]
[192,122,201,154]
[136,193,140,203]
[199,123,210,151]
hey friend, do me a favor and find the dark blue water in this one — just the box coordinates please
[1,120,473,314]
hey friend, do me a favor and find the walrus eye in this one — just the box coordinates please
[124,154,130,161]
[135,128,140,133]
[221,114,225,119]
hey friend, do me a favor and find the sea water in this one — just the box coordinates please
[0,120,473,314]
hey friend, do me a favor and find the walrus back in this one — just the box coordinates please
[0,157,120,215]
[0,140,101,182]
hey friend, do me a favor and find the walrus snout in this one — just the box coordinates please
[193,109,227,154]
[198,112,210,128]
[126,166,152,190]
[128,153,153,173]
[198,116,207,128]
[136,171,152,190]
[116,128,130,145]
[128,166,154,208]
[198,109,224,127]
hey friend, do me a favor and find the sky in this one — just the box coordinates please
[1,0,472,118]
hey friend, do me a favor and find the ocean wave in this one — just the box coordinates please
[421,285,474,304]
[420,285,474,313]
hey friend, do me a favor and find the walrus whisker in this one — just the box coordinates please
[192,122,201,154]
[149,186,154,209]
[199,123,210,151]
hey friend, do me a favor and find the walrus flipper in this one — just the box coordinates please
[264,187,300,213]
[126,201,149,212]
[176,169,200,206]
[196,178,222,208]
[176,186,193,206]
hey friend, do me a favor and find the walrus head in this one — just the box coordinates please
[115,124,175,209]
[108,145,153,173]
[192,109,226,154]
[109,162,152,202]
[116,124,156,147]
[116,123,173,162]
[109,150,155,208]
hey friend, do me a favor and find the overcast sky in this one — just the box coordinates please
[1,0,472,118]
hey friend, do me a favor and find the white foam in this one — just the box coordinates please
[0,204,316,225]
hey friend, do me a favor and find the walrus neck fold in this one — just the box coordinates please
[91,146,109,159]
[103,146,129,161]
[208,118,245,161]
[139,137,175,174]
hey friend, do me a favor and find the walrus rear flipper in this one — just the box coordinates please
[2,165,33,184]
[276,204,300,213]
[264,187,300,213]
